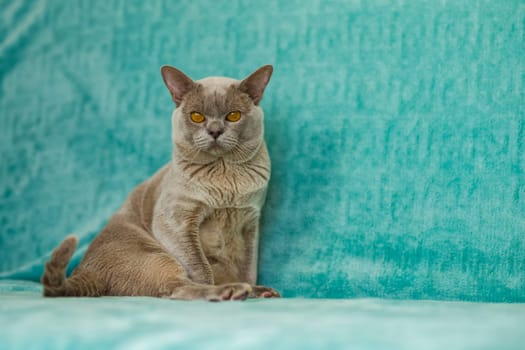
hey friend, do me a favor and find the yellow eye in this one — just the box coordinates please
[226,111,241,122]
[190,112,205,123]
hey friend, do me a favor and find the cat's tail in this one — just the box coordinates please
[41,235,78,297]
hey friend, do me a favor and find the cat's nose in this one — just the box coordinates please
[208,129,224,139]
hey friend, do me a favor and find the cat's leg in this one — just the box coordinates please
[210,259,280,298]
[116,252,252,301]
[239,216,281,298]
[41,236,104,297]
[86,230,252,301]
[59,270,106,296]
[44,271,105,297]
[152,203,215,285]
[163,280,252,301]
[42,235,106,297]
[43,220,252,300]
[207,255,242,285]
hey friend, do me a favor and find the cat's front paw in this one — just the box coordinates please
[250,285,281,298]
[207,283,252,302]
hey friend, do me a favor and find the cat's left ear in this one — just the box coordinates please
[239,65,273,105]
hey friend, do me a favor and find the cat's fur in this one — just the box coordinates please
[41,65,279,301]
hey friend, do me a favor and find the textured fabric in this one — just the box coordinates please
[0,280,524,350]
[0,0,524,302]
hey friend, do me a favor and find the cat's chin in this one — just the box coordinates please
[205,145,230,157]
[202,140,236,157]
[206,148,224,157]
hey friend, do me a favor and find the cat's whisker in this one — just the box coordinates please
[219,136,238,149]
[232,143,255,161]
[188,149,202,165]
[192,135,207,149]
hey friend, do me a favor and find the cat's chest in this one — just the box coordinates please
[189,160,269,208]
[199,208,252,260]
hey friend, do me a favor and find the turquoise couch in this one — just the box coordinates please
[1,1,524,348]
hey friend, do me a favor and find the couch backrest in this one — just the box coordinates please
[1,0,523,301]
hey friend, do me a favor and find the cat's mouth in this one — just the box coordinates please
[206,142,222,154]
[192,134,237,157]
[203,139,233,156]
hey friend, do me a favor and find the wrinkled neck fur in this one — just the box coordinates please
[171,138,264,169]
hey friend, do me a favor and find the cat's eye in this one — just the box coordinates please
[190,112,205,123]
[226,111,241,122]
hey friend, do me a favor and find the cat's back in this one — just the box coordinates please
[75,164,171,270]
[120,163,171,228]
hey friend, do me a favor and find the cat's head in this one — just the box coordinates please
[161,65,273,164]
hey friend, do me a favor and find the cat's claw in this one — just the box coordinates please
[250,285,281,298]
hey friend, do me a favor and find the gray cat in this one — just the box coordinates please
[41,65,280,301]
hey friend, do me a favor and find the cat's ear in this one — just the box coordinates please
[161,66,195,106]
[239,65,273,105]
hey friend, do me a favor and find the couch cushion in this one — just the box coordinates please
[1,280,524,350]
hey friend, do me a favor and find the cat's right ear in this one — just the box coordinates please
[161,66,195,106]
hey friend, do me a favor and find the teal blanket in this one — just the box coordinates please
[1,0,524,302]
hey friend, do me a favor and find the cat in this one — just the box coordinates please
[41,65,280,301]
